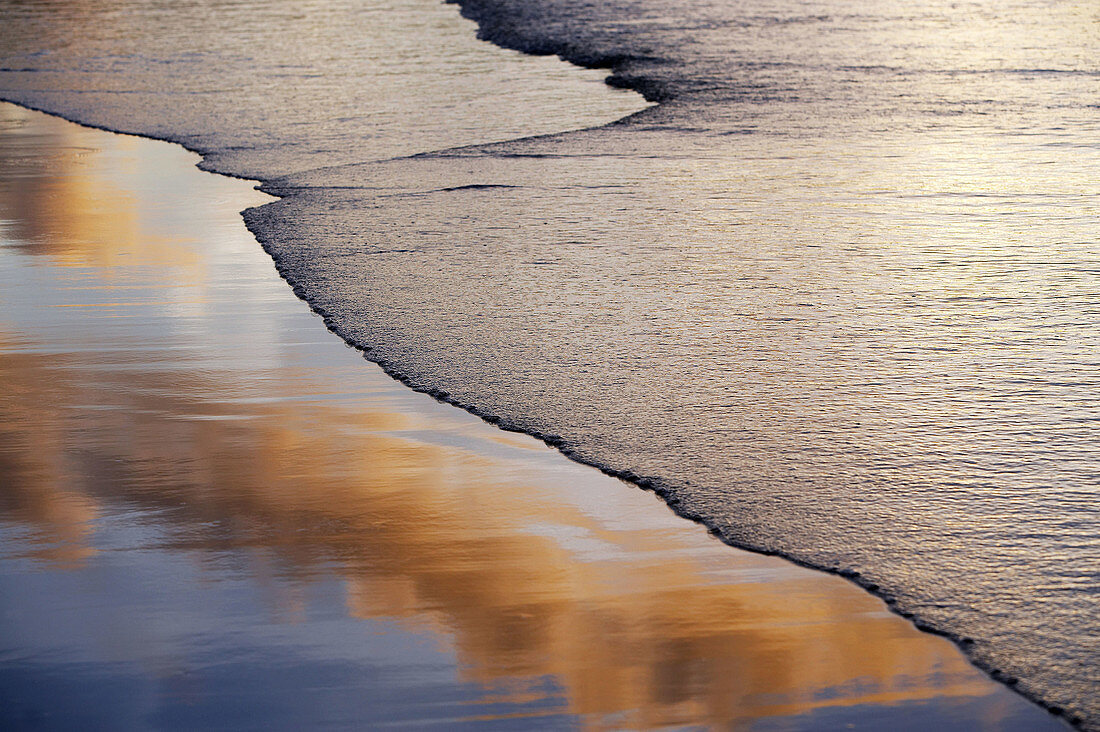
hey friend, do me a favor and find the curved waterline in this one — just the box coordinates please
[1,0,1096,727]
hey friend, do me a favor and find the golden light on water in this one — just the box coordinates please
[0,104,1059,729]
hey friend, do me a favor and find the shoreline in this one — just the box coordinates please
[0,102,1069,729]
[1,15,1078,730]
[1,44,1084,728]
[2,1,1096,725]
[242,139,1084,731]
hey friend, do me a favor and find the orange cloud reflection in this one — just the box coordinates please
[0,103,1033,729]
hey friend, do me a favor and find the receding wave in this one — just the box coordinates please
[1,0,1097,728]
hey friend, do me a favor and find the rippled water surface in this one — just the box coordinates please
[0,104,1067,730]
[0,0,1097,727]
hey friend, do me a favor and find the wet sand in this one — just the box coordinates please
[0,103,1065,729]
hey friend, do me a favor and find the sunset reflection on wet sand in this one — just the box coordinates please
[0,104,1063,729]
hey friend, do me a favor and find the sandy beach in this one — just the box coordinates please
[0,103,1067,729]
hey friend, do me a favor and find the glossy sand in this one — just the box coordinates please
[3,1,1096,725]
[0,105,1064,729]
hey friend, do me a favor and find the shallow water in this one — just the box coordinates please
[0,103,1067,730]
[1,0,1097,727]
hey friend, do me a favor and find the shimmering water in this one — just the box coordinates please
[0,103,1064,730]
[1,0,1097,727]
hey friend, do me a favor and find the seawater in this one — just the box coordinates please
[1,0,1097,727]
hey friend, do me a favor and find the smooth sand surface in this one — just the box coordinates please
[0,103,1065,729]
